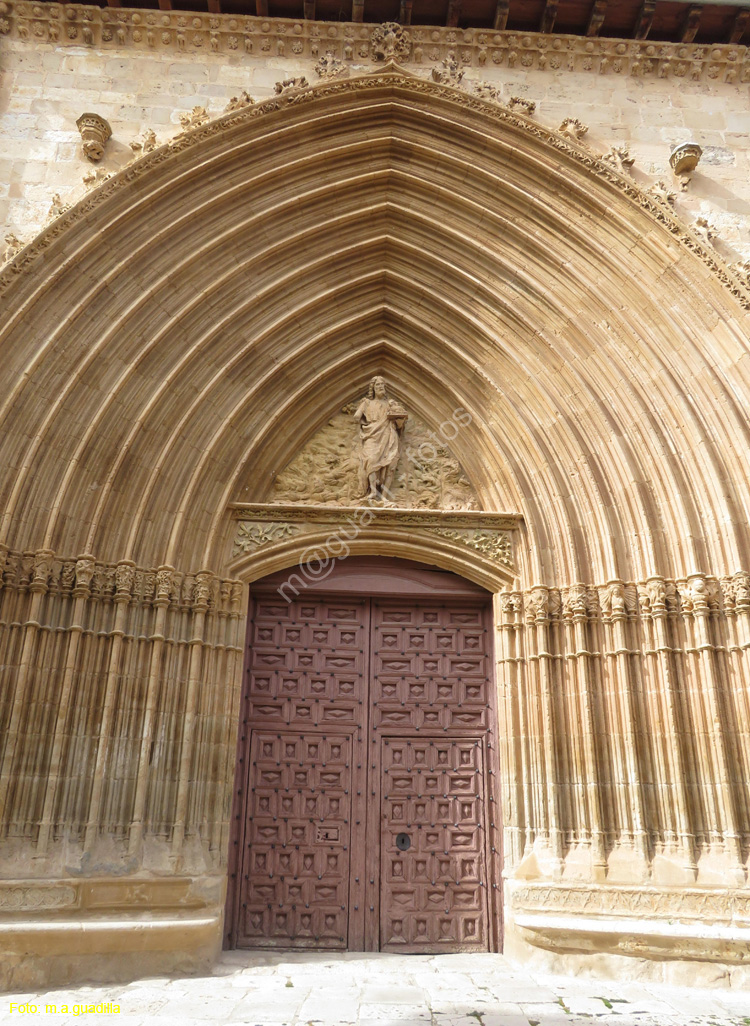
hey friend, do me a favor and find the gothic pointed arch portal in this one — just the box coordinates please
[1,66,750,987]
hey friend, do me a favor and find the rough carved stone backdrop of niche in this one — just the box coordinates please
[253,400,479,510]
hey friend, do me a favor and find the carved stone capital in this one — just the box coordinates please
[73,555,97,594]
[155,565,176,601]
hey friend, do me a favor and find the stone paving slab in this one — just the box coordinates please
[2,952,750,1026]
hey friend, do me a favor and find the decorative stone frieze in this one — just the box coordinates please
[232,520,302,556]
[0,885,78,911]
[75,111,112,161]
[2,3,747,85]
[229,503,519,576]
[511,882,750,922]
[426,527,513,568]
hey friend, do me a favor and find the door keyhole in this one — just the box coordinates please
[396,832,411,851]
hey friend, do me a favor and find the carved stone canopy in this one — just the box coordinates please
[76,112,112,161]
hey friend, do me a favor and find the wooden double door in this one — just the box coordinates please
[228,561,501,953]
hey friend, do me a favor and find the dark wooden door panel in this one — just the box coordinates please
[371,603,490,734]
[232,580,498,953]
[380,737,489,952]
[237,730,352,949]
[246,597,368,729]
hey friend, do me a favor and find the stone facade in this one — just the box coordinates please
[2,2,750,992]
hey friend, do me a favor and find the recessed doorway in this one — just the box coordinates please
[226,558,502,953]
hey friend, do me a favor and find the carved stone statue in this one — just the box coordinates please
[353,376,408,501]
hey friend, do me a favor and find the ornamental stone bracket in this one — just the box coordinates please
[228,503,520,581]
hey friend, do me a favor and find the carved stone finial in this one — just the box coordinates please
[82,167,109,190]
[224,91,254,112]
[46,193,68,223]
[353,376,408,504]
[473,82,502,102]
[3,233,23,263]
[76,112,112,162]
[274,77,309,95]
[669,141,702,191]
[507,96,536,115]
[315,50,348,80]
[178,106,209,131]
[602,145,635,173]
[650,179,676,207]
[693,217,717,247]
[732,260,750,290]
[559,117,588,142]
[129,128,157,155]
[370,22,411,64]
[432,51,464,86]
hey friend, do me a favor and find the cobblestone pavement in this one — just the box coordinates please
[3,952,750,1026]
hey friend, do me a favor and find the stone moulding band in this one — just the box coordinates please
[514,913,750,962]
[510,883,750,923]
[1,2,748,87]
[228,502,520,569]
[228,502,520,530]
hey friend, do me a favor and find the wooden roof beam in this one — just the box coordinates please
[157,0,172,9]
[447,0,462,26]
[540,0,558,33]
[634,0,656,38]
[106,0,121,7]
[400,0,413,24]
[493,0,510,30]
[255,0,268,14]
[207,0,221,11]
[729,8,750,42]
[304,0,315,18]
[680,4,702,42]
[352,0,364,21]
[587,0,607,36]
